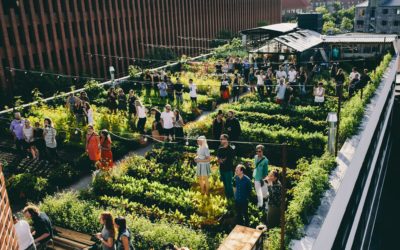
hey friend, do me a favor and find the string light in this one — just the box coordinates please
[5,67,103,81]
[142,43,214,51]
[177,36,230,42]
[87,53,177,63]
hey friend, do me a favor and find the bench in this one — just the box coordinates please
[52,226,96,250]
[218,225,264,250]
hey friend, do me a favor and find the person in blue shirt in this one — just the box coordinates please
[253,145,269,209]
[234,164,252,226]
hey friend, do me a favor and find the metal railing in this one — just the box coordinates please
[312,56,398,249]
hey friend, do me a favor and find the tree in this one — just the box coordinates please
[340,17,353,32]
[323,20,340,34]
[257,20,269,27]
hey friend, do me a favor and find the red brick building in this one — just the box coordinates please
[0,0,282,92]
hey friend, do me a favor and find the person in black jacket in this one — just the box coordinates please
[23,205,53,250]
[225,110,241,141]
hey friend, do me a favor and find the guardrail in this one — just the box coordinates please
[0,53,213,116]
[312,56,398,249]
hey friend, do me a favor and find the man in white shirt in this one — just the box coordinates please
[288,67,297,84]
[13,215,36,250]
[275,65,287,80]
[189,79,197,107]
[349,67,359,81]
[275,78,287,104]
[160,104,175,141]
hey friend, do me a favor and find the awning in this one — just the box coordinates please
[322,33,398,43]
[240,23,298,36]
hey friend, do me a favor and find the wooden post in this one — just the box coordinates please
[280,144,288,250]
[335,85,342,157]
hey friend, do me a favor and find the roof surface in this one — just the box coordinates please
[356,0,400,6]
[282,0,310,10]
[241,23,298,35]
[356,1,368,7]
[323,33,397,43]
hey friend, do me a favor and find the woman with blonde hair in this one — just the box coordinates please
[96,212,116,250]
[195,136,211,195]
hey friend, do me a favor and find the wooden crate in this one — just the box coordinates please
[218,225,264,250]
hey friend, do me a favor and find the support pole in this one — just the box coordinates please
[335,85,342,156]
[280,144,288,250]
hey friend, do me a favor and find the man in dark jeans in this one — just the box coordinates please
[23,205,53,250]
[217,134,235,199]
[234,164,252,226]
[225,111,241,142]
[10,112,25,156]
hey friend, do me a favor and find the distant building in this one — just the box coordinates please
[282,0,310,21]
[311,0,363,11]
[355,1,400,33]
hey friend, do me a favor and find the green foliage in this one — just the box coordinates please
[7,174,49,202]
[213,38,248,59]
[340,17,353,32]
[257,20,269,27]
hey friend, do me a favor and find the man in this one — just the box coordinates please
[158,79,168,103]
[275,78,287,105]
[217,134,235,199]
[349,67,359,82]
[348,72,360,97]
[189,79,197,107]
[13,214,36,250]
[212,110,225,141]
[225,111,241,141]
[166,77,175,104]
[234,164,252,226]
[174,77,184,107]
[65,93,79,113]
[160,104,175,141]
[23,205,53,250]
[358,69,371,91]
[253,145,269,209]
[10,112,25,155]
[275,65,287,80]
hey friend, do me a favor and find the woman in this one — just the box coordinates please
[128,90,137,118]
[135,100,147,134]
[264,170,282,228]
[84,102,94,125]
[117,89,127,111]
[195,136,211,195]
[151,108,164,141]
[43,118,58,162]
[232,74,240,102]
[298,67,308,96]
[96,212,116,250]
[107,87,117,113]
[75,100,86,125]
[33,121,45,160]
[23,120,37,159]
[100,129,113,168]
[173,109,185,140]
[86,125,101,163]
[314,82,325,104]
[114,217,134,250]
[335,68,345,97]
[248,67,256,93]
[220,75,230,103]
[256,70,265,100]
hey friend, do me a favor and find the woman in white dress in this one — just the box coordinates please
[84,102,94,125]
[195,136,211,195]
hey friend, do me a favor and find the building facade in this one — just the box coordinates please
[282,0,310,22]
[0,164,19,250]
[311,0,363,11]
[0,0,282,92]
[355,1,400,33]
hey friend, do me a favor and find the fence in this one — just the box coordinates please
[0,164,19,250]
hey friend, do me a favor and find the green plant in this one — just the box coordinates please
[7,174,49,203]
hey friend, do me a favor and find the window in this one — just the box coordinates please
[382,20,387,25]
[357,20,364,25]
[394,21,399,26]
[382,9,388,14]
[359,9,365,16]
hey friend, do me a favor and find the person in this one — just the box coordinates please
[225,111,241,141]
[23,205,53,250]
[212,110,225,141]
[33,122,45,160]
[10,112,25,155]
[215,60,223,74]
[96,212,116,250]
[74,100,86,125]
[100,129,113,168]
[248,68,256,93]
[173,109,185,140]
[232,74,240,102]
[151,108,164,141]
[135,100,147,134]
[288,66,297,85]
[166,77,175,103]
[348,72,360,97]
[152,71,160,97]
[158,79,168,102]
[195,136,211,195]
[256,70,265,100]
[84,102,94,125]
[23,120,36,159]
[144,70,152,97]
[253,145,269,209]
[107,87,118,113]
[189,79,197,107]
[330,61,338,79]
[66,93,80,113]
[217,134,235,199]
[297,66,307,96]
[13,214,36,250]
[234,164,252,226]
[358,69,371,91]
[335,68,345,97]
[117,89,127,111]
[114,217,133,250]
[314,82,325,104]
[80,91,90,103]
[127,90,138,119]
[43,118,58,163]
[349,67,359,82]
[276,65,287,80]
[275,78,287,105]
[220,74,230,103]
[265,74,273,97]
[161,104,175,141]
[174,78,184,108]
[86,125,101,163]
[264,170,282,228]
